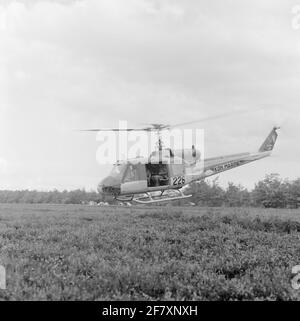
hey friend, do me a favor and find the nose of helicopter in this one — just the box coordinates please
[97,176,121,196]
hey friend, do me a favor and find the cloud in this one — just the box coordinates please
[0,158,8,174]
[0,0,299,190]
[0,0,82,7]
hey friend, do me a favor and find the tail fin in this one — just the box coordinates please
[258,126,280,153]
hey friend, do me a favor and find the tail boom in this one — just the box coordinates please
[190,126,280,181]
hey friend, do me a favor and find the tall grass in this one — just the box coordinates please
[0,204,299,300]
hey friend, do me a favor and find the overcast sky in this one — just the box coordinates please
[1,0,300,191]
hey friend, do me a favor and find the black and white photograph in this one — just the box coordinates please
[0,0,300,307]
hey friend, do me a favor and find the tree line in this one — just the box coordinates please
[0,189,101,205]
[185,173,300,208]
[0,173,300,208]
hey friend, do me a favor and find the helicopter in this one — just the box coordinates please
[82,117,280,204]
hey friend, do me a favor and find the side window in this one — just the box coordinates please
[123,165,139,182]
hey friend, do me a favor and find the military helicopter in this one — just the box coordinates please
[82,115,279,204]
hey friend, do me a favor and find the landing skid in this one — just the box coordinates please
[132,189,192,204]
[115,195,134,202]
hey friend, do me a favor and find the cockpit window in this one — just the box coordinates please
[109,164,127,179]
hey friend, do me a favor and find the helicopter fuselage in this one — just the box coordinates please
[98,154,193,197]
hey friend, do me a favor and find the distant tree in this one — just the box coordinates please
[285,178,300,208]
[225,182,250,207]
[187,177,225,206]
[251,173,287,208]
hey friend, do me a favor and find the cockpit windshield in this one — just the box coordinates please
[109,163,127,179]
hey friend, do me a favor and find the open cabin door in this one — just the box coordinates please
[145,163,169,187]
[145,162,185,188]
[133,162,190,204]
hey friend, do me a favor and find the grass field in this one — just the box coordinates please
[0,204,300,301]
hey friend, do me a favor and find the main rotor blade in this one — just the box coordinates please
[79,128,153,132]
[139,123,169,128]
[169,107,266,129]
[80,107,271,133]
